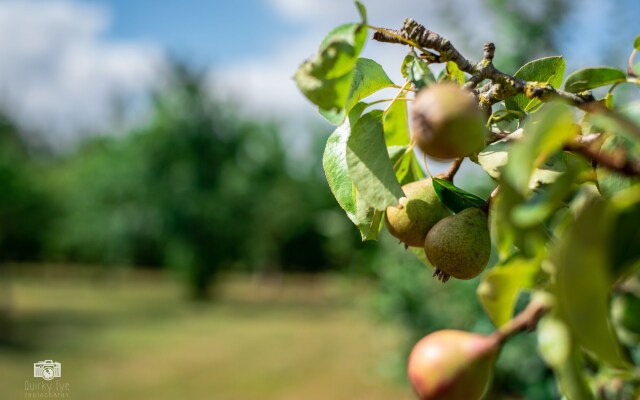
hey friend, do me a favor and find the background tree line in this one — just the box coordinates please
[0,63,376,299]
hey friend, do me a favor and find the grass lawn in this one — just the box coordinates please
[0,268,413,399]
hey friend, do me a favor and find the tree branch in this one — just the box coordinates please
[491,299,549,344]
[443,157,464,182]
[373,20,640,177]
[565,139,640,177]
[372,19,595,108]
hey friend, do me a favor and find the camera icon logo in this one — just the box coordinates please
[33,360,61,381]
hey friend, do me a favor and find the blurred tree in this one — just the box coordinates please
[48,62,373,299]
[483,0,570,72]
[0,115,53,262]
[0,114,55,344]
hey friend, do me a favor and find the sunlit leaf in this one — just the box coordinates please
[445,61,465,84]
[346,58,394,112]
[323,104,383,239]
[324,121,357,219]
[477,256,540,327]
[388,146,412,184]
[355,190,383,241]
[346,110,404,210]
[506,56,565,112]
[294,23,367,112]
[383,96,410,146]
[320,58,394,124]
[401,53,435,90]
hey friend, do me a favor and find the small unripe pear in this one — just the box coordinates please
[385,179,451,247]
[408,330,500,400]
[424,207,491,281]
[411,83,486,159]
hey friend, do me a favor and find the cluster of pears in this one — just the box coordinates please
[385,178,491,281]
[407,329,502,399]
[386,82,491,281]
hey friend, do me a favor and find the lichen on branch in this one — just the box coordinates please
[372,19,595,108]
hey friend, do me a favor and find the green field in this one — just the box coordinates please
[0,269,413,399]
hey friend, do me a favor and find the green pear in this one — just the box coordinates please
[407,329,500,400]
[385,179,451,247]
[424,207,490,281]
[411,83,487,160]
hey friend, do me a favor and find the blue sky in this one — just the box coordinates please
[0,0,637,144]
[84,0,301,63]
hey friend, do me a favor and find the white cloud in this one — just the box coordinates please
[0,0,163,145]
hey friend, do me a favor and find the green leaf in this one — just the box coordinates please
[511,160,579,228]
[596,135,640,197]
[634,34,640,51]
[477,130,520,180]
[538,315,596,400]
[564,67,627,93]
[502,103,576,194]
[609,187,640,278]
[477,257,539,327]
[551,196,629,368]
[319,23,366,53]
[383,97,410,146]
[587,112,640,146]
[432,177,485,213]
[320,58,394,124]
[445,61,465,84]
[347,110,404,210]
[492,179,551,260]
[294,23,367,112]
[478,130,568,188]
[506,56,565,112]
[323,106,383,240]
[401,53,435,90]
[355,191,383,241]
[324,121,357,219]
[354,0,367,24]
[346,58,394,113]
[388,146,413,184]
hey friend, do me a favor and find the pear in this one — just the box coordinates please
[412,83,486,159]
[385,179,451,247]
[407,329,500,400]
[424,207,490,281]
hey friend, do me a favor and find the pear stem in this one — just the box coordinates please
[443,158,464,182]
[484,185,500,213]
[491,300,549,345]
